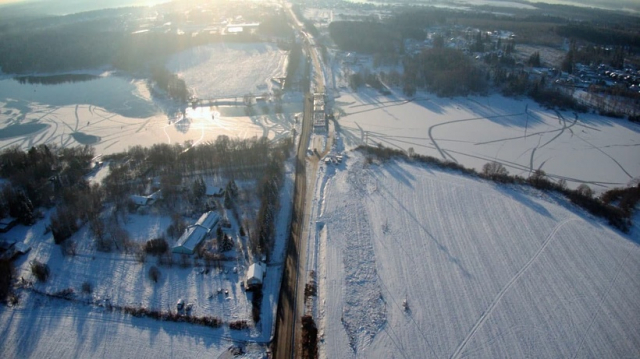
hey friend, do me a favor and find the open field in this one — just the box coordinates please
[0,303,257,359]
[333,88,640,191]
[312,151,640,358]
[166,43,288,99]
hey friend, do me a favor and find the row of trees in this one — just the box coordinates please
[285,43,303,90]
[359,145,638,233]
[556,24,640,48]
[253,156,286,259]
[107,136,277,182]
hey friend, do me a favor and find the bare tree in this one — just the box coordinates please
[482,161,509,176]
[576,184,594,198]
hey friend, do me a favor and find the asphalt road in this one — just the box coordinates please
[272,6,325,358]
[273,90,312,359]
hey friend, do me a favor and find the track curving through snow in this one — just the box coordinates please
[450,217,579,359]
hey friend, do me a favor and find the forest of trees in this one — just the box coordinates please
[257,11,294,38]
[403,48,487,96]
[0,144,97,242]
[150,67,190,103]
[327,10,491,97]
[13,74,100,85]
[556,24,640,48]
[329,21,401,54]
[0,9,260,74]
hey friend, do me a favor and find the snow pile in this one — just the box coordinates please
[340,168,387,351]
[314,151,640,358]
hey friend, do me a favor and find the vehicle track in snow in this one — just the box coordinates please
[450,217,579,359]
[428,112,524,162]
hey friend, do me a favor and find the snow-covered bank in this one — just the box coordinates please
[314,151,640,358]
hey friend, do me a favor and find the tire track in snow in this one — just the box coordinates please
[537,110,578,149]
[573,132,633,180]
[528,135,543,176]
[450,217,579,359]
[429,113,524,161]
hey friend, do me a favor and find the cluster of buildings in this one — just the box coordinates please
[403,26,516,56]
[555,63,640,92]
[170,209,266,289]
[127,0,267,37]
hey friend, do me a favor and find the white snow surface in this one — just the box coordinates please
[1,303,263,359]
[166,43,288,99]
[314,151,640,358]
[0,79,297,156]
[333,88,640,190]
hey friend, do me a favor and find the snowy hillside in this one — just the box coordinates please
[313,151,640,358]
[166,43,288,99]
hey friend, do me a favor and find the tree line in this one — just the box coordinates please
[358,145,638,233]
[403,47,486,97]
[556,24,640,48]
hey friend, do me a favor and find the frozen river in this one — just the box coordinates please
[0,73,300,155]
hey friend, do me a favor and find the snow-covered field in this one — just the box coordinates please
[0,215,245,358]
[166,43,288,99]
[333,88,640,190]
[312,151,640,358]
[1,303,261,359]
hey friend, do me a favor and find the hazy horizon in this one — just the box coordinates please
[0,0,171,16]
[1,0,639,16]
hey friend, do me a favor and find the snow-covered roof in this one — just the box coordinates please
[313,112,326,128]
[194,211,219,231]
[173,226,209,253]
[130,195,150,206]
[130,191,161,206]
[148,190,162,201]
[14,242,30,254]
[246,263,265,282]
